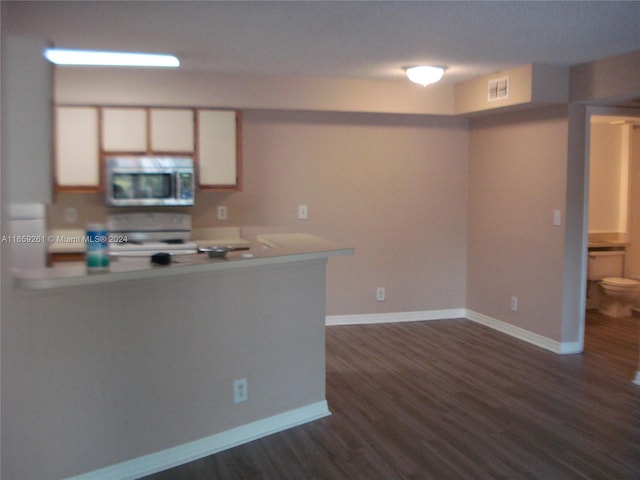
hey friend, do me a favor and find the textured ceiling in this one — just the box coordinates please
[6,1,640,85]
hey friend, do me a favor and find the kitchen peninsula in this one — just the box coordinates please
[7,235,352,480]
[15,233,351,289]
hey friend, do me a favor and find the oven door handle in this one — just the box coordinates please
[173,172,178,199]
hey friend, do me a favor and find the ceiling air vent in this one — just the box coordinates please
[488,76,509,102]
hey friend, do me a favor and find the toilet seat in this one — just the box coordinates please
[598,277,640,318]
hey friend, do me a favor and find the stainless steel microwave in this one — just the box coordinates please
[105,156,195,207]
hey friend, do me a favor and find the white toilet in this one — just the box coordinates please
[588,250,640,318]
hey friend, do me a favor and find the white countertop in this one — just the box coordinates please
[48,226,253,253]
[15,234,353,290]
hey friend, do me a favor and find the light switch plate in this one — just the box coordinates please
[298,204,308,220]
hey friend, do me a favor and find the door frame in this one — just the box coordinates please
[578,105,640,349]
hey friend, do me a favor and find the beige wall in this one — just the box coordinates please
[467,106,569,340]
[628,127,640,279]
[571,50,640,105]
[589,122,628,234]
[50,109,470,316]
[455,64,569,115]
[215,110,469,315]
[455,65,534,115]
[3,260,329,479]
[54,68,455,116]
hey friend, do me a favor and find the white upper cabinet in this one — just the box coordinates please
[54,105,240,193]
[55,106,100,189]
[101,107,147,152]
[197,110,239,188]
[150,108,195,153]
[102,107,196,153]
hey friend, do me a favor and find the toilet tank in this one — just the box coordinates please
[587,250,625,280]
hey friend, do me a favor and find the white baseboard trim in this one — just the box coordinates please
[465,310,582,354]
[65,401,331,480]
[327,308,582,355]
[634,371,640,386]
[326,308,466,326]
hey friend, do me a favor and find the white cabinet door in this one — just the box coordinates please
[101,107,147,152]
[197,110,238,188]
[150,108,195,152]
[55,106,100,189]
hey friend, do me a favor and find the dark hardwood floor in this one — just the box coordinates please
[144,313,640,480]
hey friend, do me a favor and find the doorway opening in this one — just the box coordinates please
[583,107,640,379]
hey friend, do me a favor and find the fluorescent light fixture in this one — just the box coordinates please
[43,48,180,68]
[404,65,445,87]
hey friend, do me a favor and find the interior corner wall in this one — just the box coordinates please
[467,105,570,342]
[562,104,588,346]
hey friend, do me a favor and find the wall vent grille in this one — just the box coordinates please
[488,76,509,101]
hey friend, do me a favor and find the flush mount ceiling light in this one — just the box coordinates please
[404,65,445,87]
[43,48,180,68]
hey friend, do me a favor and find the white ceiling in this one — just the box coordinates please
[6,0,640,85]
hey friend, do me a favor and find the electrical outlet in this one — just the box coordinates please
[298,204,308,220]
[511,296,518,312]
[233,378,248,403]
[376,287,386,301]
[217,205,228,220]
[64,207,78,224]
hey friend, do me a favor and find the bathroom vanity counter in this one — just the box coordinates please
[588,233,631,249]
[588,242,630,249]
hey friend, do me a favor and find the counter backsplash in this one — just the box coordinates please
[48,191,233,231]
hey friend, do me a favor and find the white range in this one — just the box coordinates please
[108,212,199,257]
